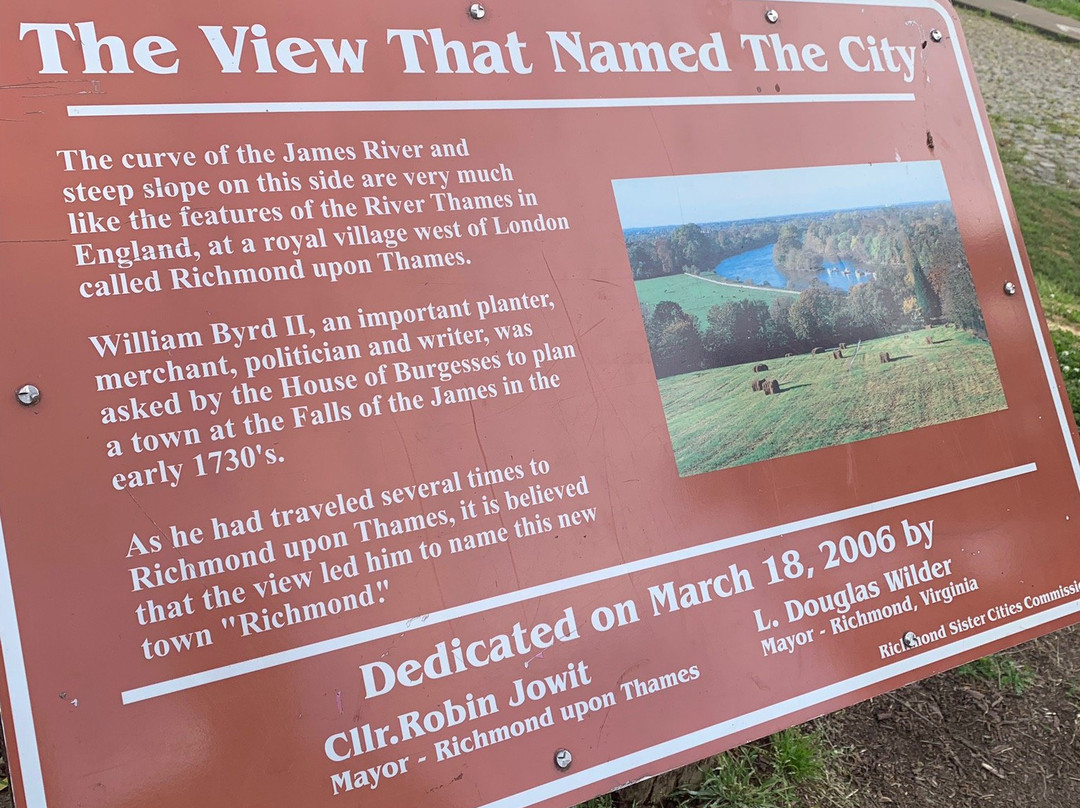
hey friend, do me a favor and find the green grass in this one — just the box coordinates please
[1050,329,1080,413]
[572,728,844,808]
[659,328,1006,475]
[680,747,770,808]
[1026,0,1080,23]
[1006,172,1080,318]
[574,796,613,808]
[636,274,793,324]
[957,654,1034,694]
[1003,166,1080,420]
[674,727,842,808]
[768,728,825,784]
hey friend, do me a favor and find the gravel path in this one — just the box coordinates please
[959,9,1080,187]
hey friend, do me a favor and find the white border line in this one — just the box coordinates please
[0,519,48,807]
[65,93,916,117]
[121,462,1036,704]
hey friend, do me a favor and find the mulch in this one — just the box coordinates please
[823,626,1080,808]
[609,625,1080,807]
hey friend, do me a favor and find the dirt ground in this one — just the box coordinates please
[821,627,1080,808]
[605,625,1080,808]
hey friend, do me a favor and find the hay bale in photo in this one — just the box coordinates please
[879,352,890,364]
[752,363,768,372]
[768,379,780,394]
[751,379,764,392]
[832,350,843,359]
[811,347,824,355]
[839,343,847,350]
[784,352,792,357]
[925,336,934,345]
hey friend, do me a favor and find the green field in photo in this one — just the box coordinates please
[634,273,793,323]
[658,327,1006,475]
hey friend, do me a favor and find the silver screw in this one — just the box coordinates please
[930,29,943,42]
[554,749,573,771]
[1004,281,1017,296]
[16,384,40,406]
[765,9,780,23]
[902,631,918,649]
[468,3,486,19]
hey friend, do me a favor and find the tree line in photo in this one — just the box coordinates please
[630,204,987,378]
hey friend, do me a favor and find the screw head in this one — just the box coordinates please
[765,8,780,23]
[554,748,573,771]
[1004,281,1017,296]
[16,384,40,406]
[930,29,943,42]
[468,2,486,19]
[902,631,918,649]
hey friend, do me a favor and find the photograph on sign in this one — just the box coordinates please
[614,161,1006,475]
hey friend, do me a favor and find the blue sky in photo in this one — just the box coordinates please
[611,161,952,229]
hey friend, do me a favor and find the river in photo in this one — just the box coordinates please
[714,244,874,292]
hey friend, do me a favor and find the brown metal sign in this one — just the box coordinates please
[1,1,1077,806]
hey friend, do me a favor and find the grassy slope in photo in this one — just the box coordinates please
[658,326,1005,473]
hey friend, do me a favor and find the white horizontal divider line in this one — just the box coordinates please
[68,93,916,117]
[121,462,1036,704]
